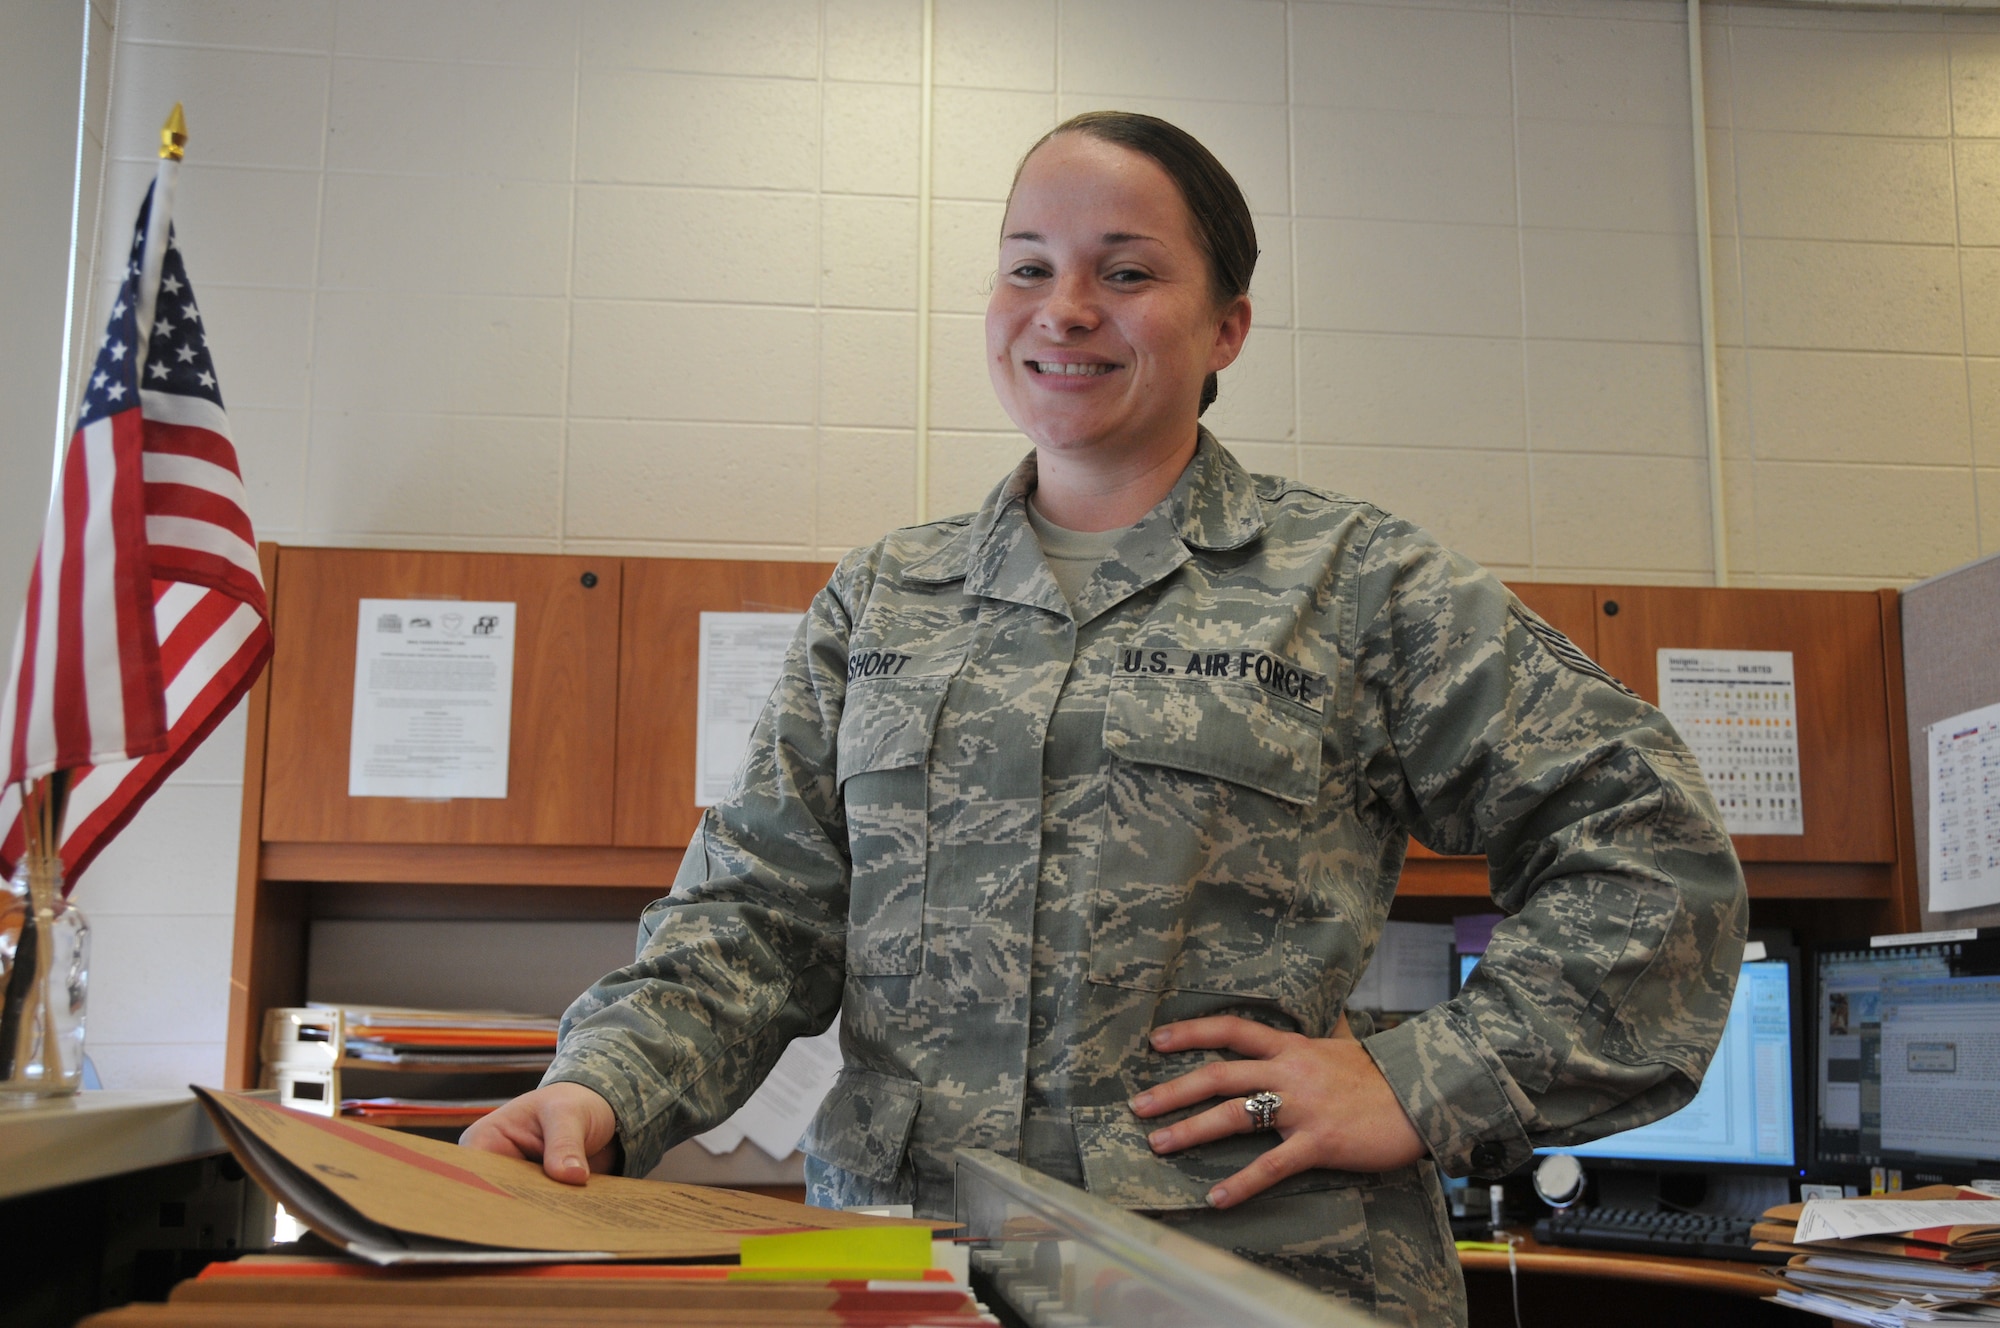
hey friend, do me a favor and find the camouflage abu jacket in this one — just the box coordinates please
[544,433,1746,1317]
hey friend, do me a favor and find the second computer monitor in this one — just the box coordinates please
[1813,931,2000,1186]
[1533,950,1802,1173]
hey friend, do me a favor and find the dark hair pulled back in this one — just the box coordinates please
[1008,111,1258,415]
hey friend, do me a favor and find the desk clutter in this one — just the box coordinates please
[261,1004,558,1128]
[1755,1185,2000,1324]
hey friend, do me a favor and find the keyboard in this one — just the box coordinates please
[1533,1206,1792,1264]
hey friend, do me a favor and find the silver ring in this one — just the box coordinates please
[1244,1091,1282,1131]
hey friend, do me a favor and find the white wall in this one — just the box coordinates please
[1709,5,2000,583]
[50,0,2000,1087]
[0,0,95,590]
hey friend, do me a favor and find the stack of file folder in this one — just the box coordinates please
[78,1255,994,1326]
[87,1095,974,1325]
[1754,1185,2000,1324]
[262,1004,559,1127]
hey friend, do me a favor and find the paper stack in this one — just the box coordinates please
[1754,1185,2000,1324]
[336,1005,558,1069]
[262,1004,558,1127]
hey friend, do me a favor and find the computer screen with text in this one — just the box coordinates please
[1812,932,2000,1181]
[1877,975,2000,1166]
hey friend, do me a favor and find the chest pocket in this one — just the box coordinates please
[838,663,956,976]
[1090,675,1323,998]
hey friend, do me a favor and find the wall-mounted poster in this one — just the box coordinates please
[1657,648,1804,836]
[1928,700,2000,913]
[348,599,516,799]
[695,611,804,807]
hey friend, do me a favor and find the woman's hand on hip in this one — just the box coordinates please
[1129,1013,1427,1209]
[459,1081,621,1185]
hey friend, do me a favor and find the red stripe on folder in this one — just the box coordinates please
[272,1102,511,1198]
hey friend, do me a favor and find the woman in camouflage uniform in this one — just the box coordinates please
[466,113,1746,1325]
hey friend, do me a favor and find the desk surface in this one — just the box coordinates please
[1457,1229,1778,1299]
[0,1089,227,1202]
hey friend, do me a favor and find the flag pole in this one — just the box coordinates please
[161,102,186,162]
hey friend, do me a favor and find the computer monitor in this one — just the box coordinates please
[1536,947,1803,1173]
[1812,930,2000,1185]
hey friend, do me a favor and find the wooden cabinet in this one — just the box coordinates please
[1395,581,1916,943]
[228,546,833,1088]
[1588,586,1896,866]
[261,548,622,847]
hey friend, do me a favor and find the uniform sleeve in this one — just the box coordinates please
[537,559,863,1176]
[1349,518,1748,1180]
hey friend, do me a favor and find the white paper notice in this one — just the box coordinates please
[693,1017,843,1160]
[695,612,804,807]
[1657,649,1804,836]
[1794,1197,2000,1244]
[349,599,516,799]
[1928,700,2000,913]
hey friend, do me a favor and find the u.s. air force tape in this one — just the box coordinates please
[1116,646,1328,707]
[1508,605,1638,698]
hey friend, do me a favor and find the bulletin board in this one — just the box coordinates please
[1902,550,2000,929]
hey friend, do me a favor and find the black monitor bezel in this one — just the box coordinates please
[1808,929,2000,1188]
[1528,931,1808,1178]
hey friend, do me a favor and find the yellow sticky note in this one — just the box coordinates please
[739,1226,933,1272]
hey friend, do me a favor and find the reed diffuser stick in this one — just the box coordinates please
[2,781,46,1080]
[1,775,64,1083]
[31,775,64,1079]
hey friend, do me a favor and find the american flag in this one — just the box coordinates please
[0,168,271,886]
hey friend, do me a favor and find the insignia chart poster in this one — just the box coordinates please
[349,599,516,799]
[1928,699,2000,913]
[1657,648,1804,836]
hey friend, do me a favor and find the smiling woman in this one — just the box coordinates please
[993,118,1253,442]
[988,131,1248,528]
[986,119,1253,533]
[464,112,1748,1328]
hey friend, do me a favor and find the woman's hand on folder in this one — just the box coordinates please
[459,1081,621,1185]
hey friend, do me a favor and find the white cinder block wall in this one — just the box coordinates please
[55,0,2000,1088]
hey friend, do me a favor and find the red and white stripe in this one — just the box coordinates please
[0,160,270,887]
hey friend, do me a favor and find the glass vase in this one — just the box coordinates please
[0,861,89,1100]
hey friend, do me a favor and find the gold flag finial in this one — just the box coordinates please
[160,103,187,160]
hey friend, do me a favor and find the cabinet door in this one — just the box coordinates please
[1587,586,1895,864]
[261,548,622,844]
[614,558,837,848]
